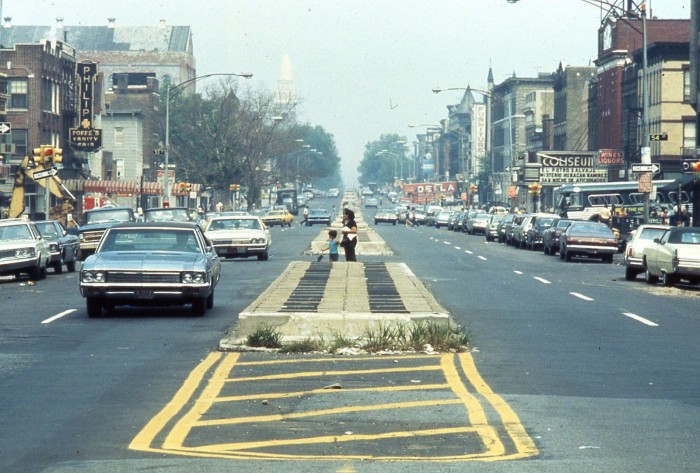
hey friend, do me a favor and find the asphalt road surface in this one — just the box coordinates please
[1,206,698,472]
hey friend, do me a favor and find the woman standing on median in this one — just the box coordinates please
[341,208,358,262]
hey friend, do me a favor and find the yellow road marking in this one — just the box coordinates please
[130,352,539,461]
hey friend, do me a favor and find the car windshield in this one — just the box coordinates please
[668,228,700,244]
[637,227,668,241]
[0,224,32,241]
[86,209,132,224]
[36,223,61,238]
[208,219,261,230]
[99,228,201,253]
[570,223,613,235]
[144,209,190,222]
[310,210,328,215]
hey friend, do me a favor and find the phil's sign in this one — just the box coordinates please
[69,62,102,152]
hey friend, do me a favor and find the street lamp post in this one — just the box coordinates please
[163,72,253,207]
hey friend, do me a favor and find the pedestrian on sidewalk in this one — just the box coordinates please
[341,208,358,262]
[321,229,340,262]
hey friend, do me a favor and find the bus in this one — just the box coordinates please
[555,177,693,231]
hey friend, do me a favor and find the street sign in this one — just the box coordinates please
[649,133,668,141]
[631,163,660,174]
[0,122,11,134]
[153,149,165,155]
[33,167,58,179]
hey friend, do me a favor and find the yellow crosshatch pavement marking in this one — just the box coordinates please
[130,353,539,462]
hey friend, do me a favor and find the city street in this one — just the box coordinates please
[1,211,699,472]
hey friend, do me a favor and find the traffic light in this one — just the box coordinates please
[681,160,700,173]
[230,184,240,191]
[469,184,478,193]
[32,147,44,165]
[528,183,542,195]
[42,146,54,165]
[184,182,192,193]
[177,182,188,194]
[52,147,63,164]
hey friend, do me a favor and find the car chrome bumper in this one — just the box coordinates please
[80,283,210,299]
[567,244,617,254]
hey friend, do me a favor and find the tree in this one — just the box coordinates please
[357,134,408,187]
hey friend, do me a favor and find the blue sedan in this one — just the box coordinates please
[79,222,221,317]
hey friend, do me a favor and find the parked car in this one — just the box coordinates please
[448,211,464,231]
[374,208,398,225]
[559,221,618,263]
[77,207,136,260]
[623,224,671,280]
[508,214,530,246]
[435,211,455,229]
[34,220,80,273]
[497,213,516,243]
[0,219,50,280]
[642,226,700,286]
[485,214,505,242]
[413,209,427,225]
[504,214,527,245]
[525,215,559,250]
[543,219,577,255]
[204,215,271,260]
[261,209,294,227]
[327,188,340,198]
[307,208,333,226]
[79,222,221,317]
[466,213,491,235]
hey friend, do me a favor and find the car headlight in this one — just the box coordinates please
[15,247,36,258]
[182,272,206,284]
[81,271,106,283]
[78,234,85,241]
[49,243,60,253]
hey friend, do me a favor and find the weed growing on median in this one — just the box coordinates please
[245,321,471,353]
[246,324,283,348]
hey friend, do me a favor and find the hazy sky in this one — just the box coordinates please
[3,0,691,186]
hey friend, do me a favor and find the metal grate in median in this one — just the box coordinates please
[364,262,409,313]
[279,262,331,312]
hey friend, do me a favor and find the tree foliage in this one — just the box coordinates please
[164,79,341,209]
[357,134,408,186]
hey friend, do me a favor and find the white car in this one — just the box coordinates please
[643,226,700,287]
[623,224,671,280]
[204,215,271,261]
[0,219,50,280]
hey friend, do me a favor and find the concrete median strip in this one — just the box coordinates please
[220,261,452,349]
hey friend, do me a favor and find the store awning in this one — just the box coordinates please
[83,180,138,193]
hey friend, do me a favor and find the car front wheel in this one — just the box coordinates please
[86,297,103,318]
[192,298,206,317]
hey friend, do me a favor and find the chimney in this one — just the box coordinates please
[3,17,12,28]
[56,17,64,29]
[159,19,167,29]
[108,17,116,29]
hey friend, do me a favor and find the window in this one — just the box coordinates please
[683,121,696,149]
[9,80,28,109]
[114,127,124,146]
[10,129,28,157]
[684,69,691,102]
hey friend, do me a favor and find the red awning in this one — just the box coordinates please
[141,181,163,195]
[83,180,138,193]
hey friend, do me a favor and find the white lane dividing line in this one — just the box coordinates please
[42,309,77,324]
[464,250,473,255]
[570,292,594,301]
[443,241,452,245]
[514,270,523,275]
[478,256,487,261]
[454,246,461,250]
[533,276,551,284]
[622,312,659,327]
